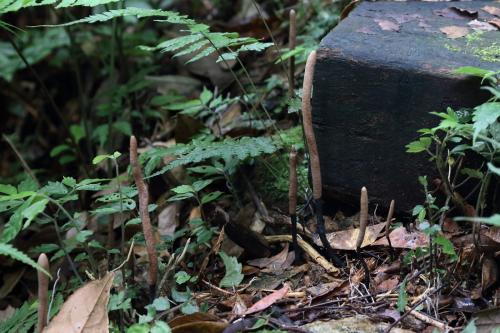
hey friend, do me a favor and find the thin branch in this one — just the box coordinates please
[2,134,39,187]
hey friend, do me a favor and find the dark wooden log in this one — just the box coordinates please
[312,1,499,212]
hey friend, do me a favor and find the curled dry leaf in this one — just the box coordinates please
[313,222,386,250]
[374,18,400,32]
[468,19,497,31]
[244,283,290,315]
[247,243,289,270]
[440,25,469,39]
[372,227,428,249]
[43,272,114,333]
[158,202,180,237]
[489,18,500,29]
[482,6,500,17]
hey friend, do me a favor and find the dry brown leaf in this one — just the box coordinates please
[244,283,290,315]
[440,25,469,38]
[169,313,220,327]
[43,272,114,333]
[468,19,497,31]
[158,202,180,237]
[372,227,428,249]
[489,18,500,29]
[171,322,228,333]
[482,256,498,292]
[375,276,399,293]
[374,19,400,32]
[231,294,248,316]
[434,7,476,20]
[483,6,500,17]
[313,222,386,250]
[356,26,376,35]
[247,244,289,269]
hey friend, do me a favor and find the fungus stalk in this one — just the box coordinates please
[355,187,370,287]
[385,200,395,255]
[130,135,158,294]
[288,146,301,262]
[288,9,296,98]
[37,253,50,333]
[302,51,343,268]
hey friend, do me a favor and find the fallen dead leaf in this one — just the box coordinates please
[440,25,469,38]
[306,281,343,297]
[244,283,290,315]
[313,222,386,250]
[158,202,180,237]
[468,19,497,31]
[386,13,423,24]
[482,256,498,292]
[374,19,400,32]
[434,7,477,20]
[231,294,248,316]
[489,18,500,29]
[247,244,289,270]
[43,272,114,333]
[482,6,500,17]
[375,275,399,293]
[372,227,428,249]
[356,26,376,35]
[303,315,414,333]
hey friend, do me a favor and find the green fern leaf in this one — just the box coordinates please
[0,300,37,333]
[0,0,120,14]
[147,136,278,178]
[0,242,51,277]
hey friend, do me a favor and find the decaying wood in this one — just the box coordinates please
[37,253,50,333]
[130,135,158,290]
[265,235,340,275]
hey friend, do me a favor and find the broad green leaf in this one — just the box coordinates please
[434,235,457,260]
[50,144,71,157]
[0,184,17,195]
[171,185,195,194]
[151,297,170,311]
[22,198,49,227]
[69,124,85,143]
[174,271,191,285]
[219,251,244,288]
[192,179,213,192]
[453,66,494,78]
[151,321,171,333]
[473,102,500,141]
[92,154,110,165]
[201,191,222,205]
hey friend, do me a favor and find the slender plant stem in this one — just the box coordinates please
[2,134,39,187]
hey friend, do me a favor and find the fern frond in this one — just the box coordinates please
[147,137,278,178]
[0,242,51,277]
[51,7,196,26]
[0,300,37,333]
[0,0,119,14]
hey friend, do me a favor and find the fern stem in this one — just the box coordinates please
[2,134,39,187]
[41,211,83,283]
[250,0,290,84]
[7,36,90,178]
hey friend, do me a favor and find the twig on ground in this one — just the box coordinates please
[265,234,339,275]
[130,135,159,296]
